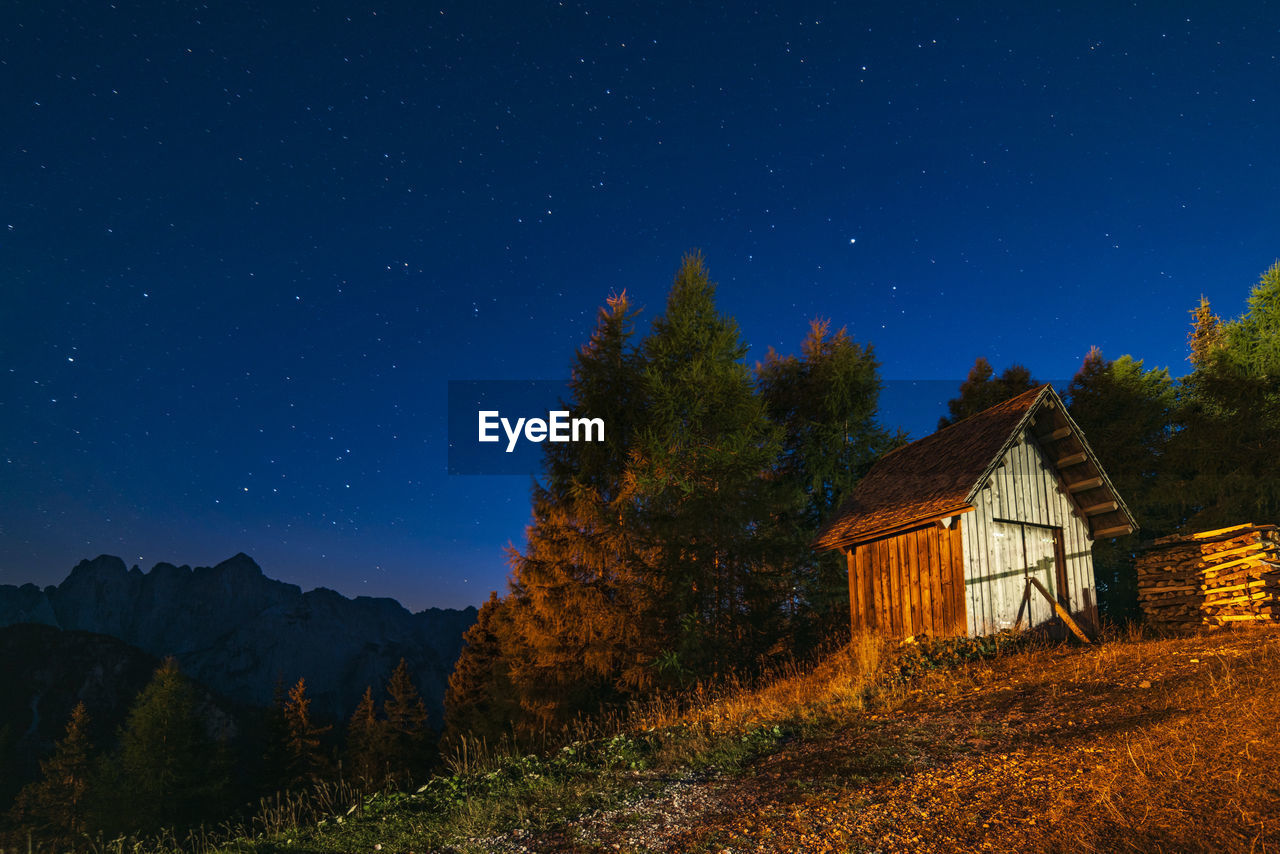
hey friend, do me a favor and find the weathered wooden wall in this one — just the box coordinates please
[959,431,1097,636]
[847,522,968,638]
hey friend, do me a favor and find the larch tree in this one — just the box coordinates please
[382,659,434,783]
[257,676,294,796]
[1171,262,1280,528]
[938,358,1039,428]
[1067,347,1177,618]
[442,592,522,744]
[94,658,224,835]
[283,678,332,786]
[757,319,901,648]
[632,252,783,678]
[345,685,388,784]
[9,702,94,843]
[1188,295,1224,368]
[446,253,912,740]
[501,290,657,729]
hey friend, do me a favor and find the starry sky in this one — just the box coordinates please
[2,2,1277,611]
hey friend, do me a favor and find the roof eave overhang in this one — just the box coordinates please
[965,385,1138,540]
[817,504,976,552]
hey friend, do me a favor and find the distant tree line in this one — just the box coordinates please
[446,256,1280,741]
[2,657,435,848]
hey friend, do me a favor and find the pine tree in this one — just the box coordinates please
[9,702,94,843]
[500,290,656,729]
[633,252,783,677]
[1171,263,1280,527]
[1067,347,1177,618]
[345,685,388,784]
[443,593,521,744]
[758,319,902,647]
[1188,295,1223,368]
[283,678,332,786]
[382,659,433,783]
[938,358,1038,428]
[96,658,223,835]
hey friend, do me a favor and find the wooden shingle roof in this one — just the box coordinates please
[813,384,1137,550]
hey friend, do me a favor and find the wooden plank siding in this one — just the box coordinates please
[959,432,1098,636]
[846,522,967,638]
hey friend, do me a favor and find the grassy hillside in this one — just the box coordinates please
[105,624,1280,853]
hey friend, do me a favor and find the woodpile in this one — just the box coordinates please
[1136,524,1280,627]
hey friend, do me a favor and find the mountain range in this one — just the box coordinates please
[0,553,478,725]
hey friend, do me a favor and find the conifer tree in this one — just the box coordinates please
[256,675,294,796]
[382,659,434,782]
[1228,261,1280,375]
[500,290,655,729]
[443,593,521,744]
[758,319,901,646]
[633,252,783,676]
[283,678,332,786]
[9,702,93,843]
[96,658,223,834]
[1171,263,1280,527]
[1068,347,1177,617]
[1188,295,1224,368]
[345,685,388,784]
[938,358,1038,428]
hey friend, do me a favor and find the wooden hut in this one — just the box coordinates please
[814,384,1136,638]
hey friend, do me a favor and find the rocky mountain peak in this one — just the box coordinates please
[0,554,477,723]
[66,554,130,582]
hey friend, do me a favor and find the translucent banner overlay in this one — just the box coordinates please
[448,379,1072,476]
[448,380,573,475]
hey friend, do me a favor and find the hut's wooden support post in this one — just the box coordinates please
[1024,577,1092,643]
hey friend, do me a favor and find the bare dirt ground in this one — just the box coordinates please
[551,626,1280,853]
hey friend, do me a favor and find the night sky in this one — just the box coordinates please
[3,2,1277,611]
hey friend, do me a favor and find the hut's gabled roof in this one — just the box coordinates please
[813,384,1137,551]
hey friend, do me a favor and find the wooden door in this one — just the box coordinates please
[989,520,1068,629]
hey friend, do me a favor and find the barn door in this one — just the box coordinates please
[1021,526,1061,626]
[989,520,1068,629]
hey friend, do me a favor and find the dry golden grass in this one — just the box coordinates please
[634,630,890,734]
[200,623,1280,853]
[1036,625,1280,853]
[655,623,1280,853]
[440,631,891,780]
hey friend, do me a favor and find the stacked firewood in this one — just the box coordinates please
[1136,524,1280,627]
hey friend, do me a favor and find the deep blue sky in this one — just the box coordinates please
[2,2,1276,611]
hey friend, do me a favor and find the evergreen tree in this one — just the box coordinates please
[1171,263,1280,527]
[1067,347,1177,618]
[1188,295,1224,368]
[938,358,1038,428]
[256,675,293,796]
[345,685,388,784]
[382,659,434,783]
[9,702,93,843]
[502,290,655,728]
[1228,261,1280,375]
[633,252,783,678]
[443,593,522,744]
[283,678,332,786]
[95,658,223,835]
[758,319,901,647]
[449,253,910,739]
